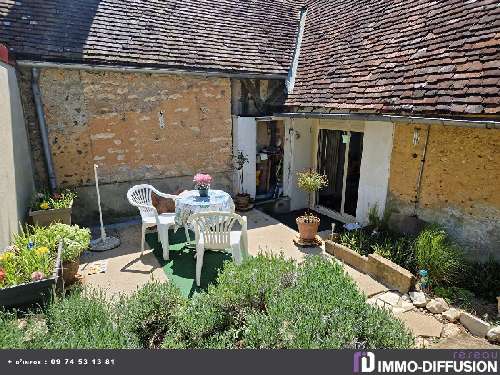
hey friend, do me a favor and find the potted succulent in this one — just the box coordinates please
[29,189,76,227]
[232,150,251,210]
[193,173,212,197]
[296,170,328,242]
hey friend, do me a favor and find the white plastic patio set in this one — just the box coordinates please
[126,184,249,286]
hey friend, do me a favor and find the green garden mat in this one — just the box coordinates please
[146,230,231,298]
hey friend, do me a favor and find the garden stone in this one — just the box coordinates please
[442,308,461,322]
[486,326,500,343]
[409,291,428,307]
[378,291,402,307]
[460,312,491,337]
[426,298,449,314]
[441,323,461,338]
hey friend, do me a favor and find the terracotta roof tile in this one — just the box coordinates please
[287,0,500,115]
[0,0,301,76]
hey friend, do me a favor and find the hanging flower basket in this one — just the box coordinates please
[0,242,62,309]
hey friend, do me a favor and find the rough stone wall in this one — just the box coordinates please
[18,67,233,222]
[19,67,232,187]
[388,123,500,259]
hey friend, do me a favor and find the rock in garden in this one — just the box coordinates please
[409,291,428,307]
[441,323,462,338]
[442,308,461,322]
[486,326,500,343]
[460,312,491,337]
[426,298,449,314]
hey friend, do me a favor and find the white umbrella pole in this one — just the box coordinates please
[94,164,106,241]
[90,164,120,252]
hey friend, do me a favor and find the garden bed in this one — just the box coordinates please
[0,255,414,349]
[0,242,62,308]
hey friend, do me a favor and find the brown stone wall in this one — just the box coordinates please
[388,123,500,258]
[19,67,232,187]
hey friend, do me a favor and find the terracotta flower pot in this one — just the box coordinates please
[62,259,80,285]
[235,193,251,209]
[296,216,320,241]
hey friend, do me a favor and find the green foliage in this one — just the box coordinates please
[31,189,76,211]
[164,255,412,349]
[434,286,475,310]
[296,170,328,194]
[121,282,186,348]
[367,204,392,231]
[0,256,413,349]
[0,311,26,348]
[12,224,90,263]
[40,290,138,349]
[339,229,416,272]
[0,244,55,288]
[460,257,500,302]
[414,225,464,286]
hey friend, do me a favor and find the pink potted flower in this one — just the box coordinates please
[193,173,212,197]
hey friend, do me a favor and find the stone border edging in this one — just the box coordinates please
[325,240,415,294]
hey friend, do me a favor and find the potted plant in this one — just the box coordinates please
[9,223,90,287]
[47,223,91,284]
[29,189,76,227]
[296,170,328,242]
[193,173,212,197]
[232,150,251,210]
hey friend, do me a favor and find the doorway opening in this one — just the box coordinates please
[255,120,285,202]
[316,129,364,220]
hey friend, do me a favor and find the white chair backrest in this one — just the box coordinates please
[189,211,246,249]
[126,184,157,220]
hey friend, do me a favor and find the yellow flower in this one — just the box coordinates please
[40,202,50,210]
[35,247,49,256]
[0,252,14,263]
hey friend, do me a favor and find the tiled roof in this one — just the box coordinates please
[0,0,300,76]
[287,0,500,116]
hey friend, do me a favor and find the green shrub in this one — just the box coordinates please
[164,255,413,349]
[243,257,412,349]
[414,226,464,286]
[461,257,500,302]
[39,290,138,349]
[122,282,186,348]
[339,229,416,271]
[0,311,26,348]
[12,224,90,263]
[434,286,475,310]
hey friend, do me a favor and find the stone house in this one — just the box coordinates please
[0,0,499,258]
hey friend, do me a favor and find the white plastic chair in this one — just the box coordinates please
[126,184,190,260]
[189,211,248,286]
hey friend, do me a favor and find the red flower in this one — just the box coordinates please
[0,268,5,283]
[52,193,62,200]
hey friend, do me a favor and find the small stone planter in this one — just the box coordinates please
[325,240,415,293]
[29,202,73,227]
[0,242,62,308]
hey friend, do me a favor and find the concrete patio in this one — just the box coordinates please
[79,209,497,349]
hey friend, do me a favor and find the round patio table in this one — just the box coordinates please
[174,189,235,228]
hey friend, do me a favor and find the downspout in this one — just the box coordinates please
[286,6,307,95]
[31,67,57,191]
[413,124,430,214]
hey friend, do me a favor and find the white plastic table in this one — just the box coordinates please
[174,190,235,229]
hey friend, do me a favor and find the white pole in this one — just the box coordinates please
[94,164,106,240]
